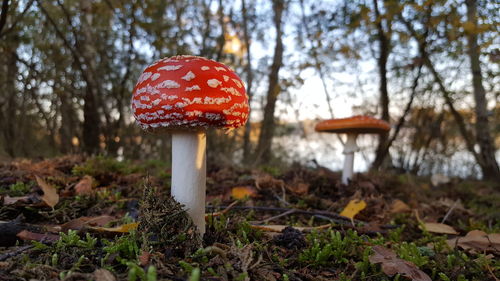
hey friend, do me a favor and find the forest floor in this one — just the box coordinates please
[0,156,498,281]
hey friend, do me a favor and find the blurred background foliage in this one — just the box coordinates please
[0,0,498,179]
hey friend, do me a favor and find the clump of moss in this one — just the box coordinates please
[138,185,201,257]
[72,156,140,177]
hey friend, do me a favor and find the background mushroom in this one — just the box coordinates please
[315,116,390,185]
[131,55,249,234]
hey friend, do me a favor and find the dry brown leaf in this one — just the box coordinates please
[2,195,32,206]
[89,222,139,234]
[447,230,500,254]
[422,222,458,235]
[231,186,257,199]
[16,230,59,243]
[250,224,331,232]
[287,182,309,195]
[390,199,411,213]
[93,269,116,281]
[369,245,432,281]
[61,215,116,232]
[35,176,59,208]
[139,251,151,266]
[340,199,367,220]
[75,175,94,195]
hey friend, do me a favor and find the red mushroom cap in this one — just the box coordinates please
[132,55,249,132]
[315,115,390,134]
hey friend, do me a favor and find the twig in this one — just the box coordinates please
[257,209,296,224]
[0,245,33,261]
[441,200,458,224]
[206,205,398,229]
[205,200,239,219]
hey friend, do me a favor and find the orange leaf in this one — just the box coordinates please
[340,199,366,220]
[75,175,94,195]
[231,186,257,199]
[89,222,138,234]
[390,199,411,213]
[36,176,59,208]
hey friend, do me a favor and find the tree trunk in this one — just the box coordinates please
[1,47,18,157]
[371,0,392,170]
[80,1,101,155]
[465,0,500,180]
[254,0,285,164]
[241,0,254,162]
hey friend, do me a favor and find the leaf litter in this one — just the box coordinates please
[0,156,498,280]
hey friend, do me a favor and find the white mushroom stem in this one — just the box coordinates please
[171,131,207,235]
[342,133,360,185]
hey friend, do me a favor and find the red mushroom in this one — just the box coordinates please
[315,116,390,184]
[132,55,249,234]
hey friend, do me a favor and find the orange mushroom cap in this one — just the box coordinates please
[315,115,390,134]
[132,55,249,132]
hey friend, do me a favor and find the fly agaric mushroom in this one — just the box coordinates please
[131,55,249,234]
[315,115,390,185]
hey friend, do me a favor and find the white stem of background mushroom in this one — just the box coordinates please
[171,131,207,235]
[342,133,360,185]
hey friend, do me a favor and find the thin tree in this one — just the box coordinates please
[254,0,285,164]
[464,0,500,179]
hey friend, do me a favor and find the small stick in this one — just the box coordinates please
[205,200,239,219]
[0,245,33,261]
[257,209,296,224]
[441,200,458,224]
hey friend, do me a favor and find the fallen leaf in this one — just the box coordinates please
[35,176,59,208]
[422,222,458,235]
[447,230,500,254]
[93,268,116,281]
[89,222,139,234]
[340,199,367,219]
[250,224,331,232]
[287,182,309,195]
[16,230,59,243]
[231,186,257,199]
[369,245,431,281]
[139,251,151,266]
[2,195,32,206]
[75,175,94,195]
[61,215,116,232]
[390,199,411,213]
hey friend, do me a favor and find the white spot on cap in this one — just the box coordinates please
[158,65,183,71]
[151,73,160,81]
[140,95,150,101]
[157,80,180,89]
[181,71,196,81]
[152,99,161,106]
[220,87,241,96]
[214,66,227,72]
[175,102,187,108]
[137,72,152,84]
[201,66,210,71]
[207,79,222,88]
[185,85,201,91]
[232,79,243,88]
[223,75,229,82]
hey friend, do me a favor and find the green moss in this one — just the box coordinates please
[72,156,140,176]
[6,181,33,196]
